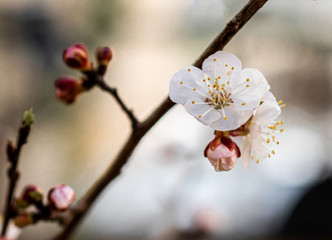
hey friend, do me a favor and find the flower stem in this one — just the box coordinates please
[53,0,269,239]
[95,77,139,130]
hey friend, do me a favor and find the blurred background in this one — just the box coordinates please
[1,0,332,239]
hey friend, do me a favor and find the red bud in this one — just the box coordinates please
[63,43,91,71]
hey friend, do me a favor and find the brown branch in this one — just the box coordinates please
[95,77,139,130]
[1,111,34,236]
[53,0,268,239]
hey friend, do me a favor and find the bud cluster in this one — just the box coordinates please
[56,43,113,104]
[11,184,75,228]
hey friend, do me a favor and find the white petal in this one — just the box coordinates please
[241,136,251,169]
[202,51,242,85]
[232,68,270,111]
[169,66,210,105]
[184,97,221,125]
[250,123,269,160]
[210,106,252,131]
[254,91,281,126]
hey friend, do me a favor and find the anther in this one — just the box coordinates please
[193,88,196,91]
[278,100,283,105]
[280,129,284,133]
[180,82,183,84]
[188,68,191,72]
[246,85,249,88]
[272,150,275,155]
[281,104,286,108]
[223,117,227,120]
[225,64,228,67]
[266,138,270,143]
[192,101,195,104]
[198,115,202,118]
[242,103,246,106]
[246,78,250,82]
[213,58,216,62]
[231,67,234,70]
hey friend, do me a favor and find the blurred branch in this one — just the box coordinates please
[54,0,268,239]
[95,77,139,130]
[1,110,34,236]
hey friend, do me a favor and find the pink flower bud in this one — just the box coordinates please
[54,77,84,104]
[96,46,113,66]
[204,136,240,172]
[21,184,43,204]
[62,43,91,71]
[14,213,34,228]
[48,184,75,211]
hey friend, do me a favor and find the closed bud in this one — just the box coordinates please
[96,46,113,66]
[48,184,75,211]
[14,213,34,228]
[54,77,84,104]
[204,136,240,172]
[62,43,91,71]
[21,184,43,205]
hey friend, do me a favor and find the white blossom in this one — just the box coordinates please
[241,91,284,168]
[169,51,269,131]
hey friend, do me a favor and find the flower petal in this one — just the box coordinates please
[210,106,252,131]
[254,91,281,126]
[169,66,210,105]
[202,51,242,85]
[232,68,270,111]
[184,97,221,125]
[241,136,251,169]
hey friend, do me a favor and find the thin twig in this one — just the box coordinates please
[53,0,269,239]
[1,120,32,236]
[95,77,139,130]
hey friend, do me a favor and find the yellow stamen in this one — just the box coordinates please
[266,138,270,143]
[225,64,228,67]
[272,150,275,155]
[231,66,234,70]
[246,78,250,82]
[223,117,227,120]
[242,103,246,106]
[188,68,191,72]
[180,82,183,84]
[198,115,202,118]
[278,100,283,105]
[193,88,196,91]
[280,129,284,133]
[277,141,280,145]
[192,101,195,104]
[281,104,286,108]
[213,58,216,62]
[246,85,249,88]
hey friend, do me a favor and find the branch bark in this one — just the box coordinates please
[53,0,269,239]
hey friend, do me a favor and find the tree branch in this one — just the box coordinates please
[53,0,269,239]
[95,77,139,130]
[1,110,34,236]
